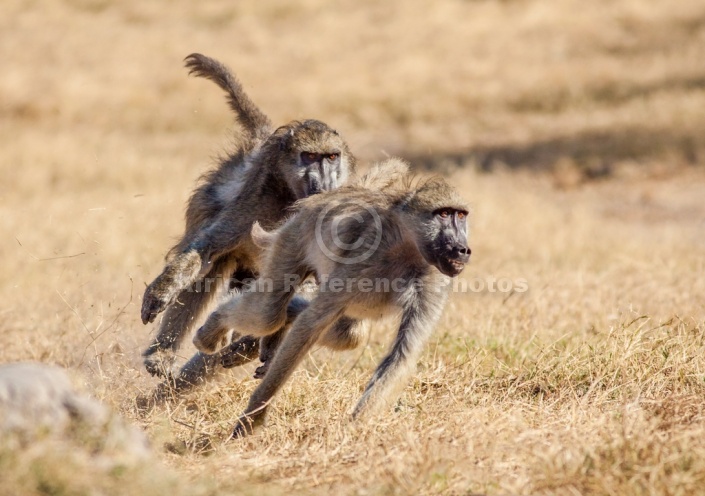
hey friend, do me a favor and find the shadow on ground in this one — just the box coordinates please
[405,127,702,176]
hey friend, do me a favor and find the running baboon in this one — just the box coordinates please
[141,53,356,384]
[216,159,411,377]
[193,159,471,438]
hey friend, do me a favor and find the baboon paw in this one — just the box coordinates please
[141,289,173,324]
[220,337,259,369]
[143,349,176,378]
[230,414,261,439]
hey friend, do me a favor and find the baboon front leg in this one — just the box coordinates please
[142,257,234,377]
[141,250,203,324]
[232,301,342,438]
[156,337,260,403]
[351,291,447,419]
[142,336,260,408]
[152,351,222,402]
[141,216,249,325]
[142,286,215,377]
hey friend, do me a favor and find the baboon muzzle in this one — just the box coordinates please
[306,180,322,196]
[451,245,471,262]
[438,243,471,277]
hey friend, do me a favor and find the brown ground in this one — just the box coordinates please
[1,0,705,494]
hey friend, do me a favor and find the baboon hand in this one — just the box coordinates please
[141,251,204,324]
[141,289,169,324]
[141,276,178,324]
[193,312,233,354]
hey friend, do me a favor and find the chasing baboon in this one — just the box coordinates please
[140,53,356,386]
[193,159,471,438]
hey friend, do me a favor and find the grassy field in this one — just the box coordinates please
[2,0,705,494]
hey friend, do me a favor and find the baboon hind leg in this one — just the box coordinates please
[144,352,221,406]
[155,264,260,396]
[143,256,235,378]
[162,340,258,399]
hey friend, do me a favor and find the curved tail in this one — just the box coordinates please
[185,53,272,143]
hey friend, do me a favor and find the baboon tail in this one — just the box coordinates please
[185,53,272,143]
[356,158,410,191]
[250,221,277,250]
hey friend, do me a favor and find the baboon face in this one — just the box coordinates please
[423,207,471,277]
[280,120,353,198]
[406,179,471,277]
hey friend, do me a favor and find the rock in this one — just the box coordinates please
[0,362,149,459]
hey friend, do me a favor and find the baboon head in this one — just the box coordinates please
[272,120,355,198]
[404,178,471,277]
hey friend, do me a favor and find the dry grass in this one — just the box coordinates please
[1,0,705,494]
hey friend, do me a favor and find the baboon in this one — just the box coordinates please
[140,53,356,387]
[193,159,471,438]
[216,158,411,377]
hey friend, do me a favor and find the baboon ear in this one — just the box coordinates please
[250,221,276,249]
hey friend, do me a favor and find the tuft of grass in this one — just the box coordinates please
[0,440,191,496]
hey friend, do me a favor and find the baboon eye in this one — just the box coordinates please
[457,212,466,220]
[327,153,339,161]
[301,152,319,164]
[439,210,450,218]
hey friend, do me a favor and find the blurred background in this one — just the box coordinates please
[4,0,704,179]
